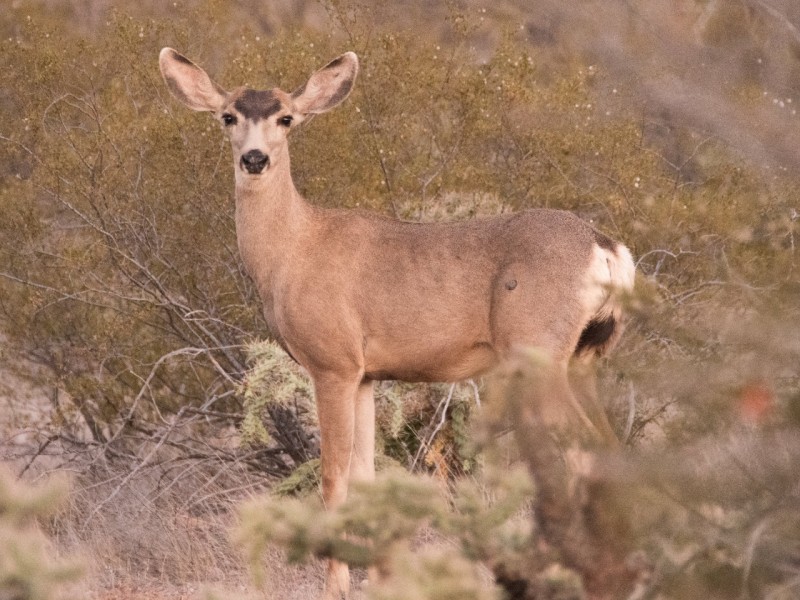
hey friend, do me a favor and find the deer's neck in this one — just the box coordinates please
[234,163,311,292]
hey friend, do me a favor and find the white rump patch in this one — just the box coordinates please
[581,243,635,322]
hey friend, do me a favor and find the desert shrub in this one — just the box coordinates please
[1,0,799,597]
[3,0,796,467]
[0,468,82,600]
[238,336,800,599]
[236,465,534,599]
[238,339,480,485]
[238,341,318,467]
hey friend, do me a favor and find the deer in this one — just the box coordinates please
[159,48,636,599]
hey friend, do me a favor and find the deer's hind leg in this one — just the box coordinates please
[569,356,620,448]
[492,286,611,444]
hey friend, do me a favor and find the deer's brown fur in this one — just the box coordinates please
[159,48,635,599]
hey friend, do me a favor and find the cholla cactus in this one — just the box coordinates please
[237,340,316,448]
[235,467,536,598]
[367,547,501,600]
[236,471,446,584]
[0,468,82,600]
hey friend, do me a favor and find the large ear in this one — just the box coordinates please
[159,48,228,112]
[291,52,359,116]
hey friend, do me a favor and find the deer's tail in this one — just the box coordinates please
[574,241,635,359]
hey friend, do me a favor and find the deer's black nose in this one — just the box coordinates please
[241,149,269,174]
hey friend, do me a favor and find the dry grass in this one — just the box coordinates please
[0,377,312,598]
[39,457,330,599]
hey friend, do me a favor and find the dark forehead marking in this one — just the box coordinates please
[233,89,283,121]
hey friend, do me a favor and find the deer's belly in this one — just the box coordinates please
[363,336,497,383]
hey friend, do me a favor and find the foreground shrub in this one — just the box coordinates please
[237,335,800,599]
[236,466,533,599]
[0,468,82,600]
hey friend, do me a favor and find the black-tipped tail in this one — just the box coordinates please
[575,315,618,357]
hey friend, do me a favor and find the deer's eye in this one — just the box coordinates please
[279,115,293,127]
[221,113,237,127]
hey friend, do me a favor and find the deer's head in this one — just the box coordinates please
[159,48,358,178]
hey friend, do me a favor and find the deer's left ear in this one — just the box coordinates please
[159,48,228,112]
[291,52,358,116]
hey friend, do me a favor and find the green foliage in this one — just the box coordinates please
[2,1,800,598]
[236,451,603,599]
[375,381,481,476]
[2,0,797,464]
[271,455,404,498]
[0,469,82,600]
[368,547,501,600]
[238,341,315,447]
[236,471,442,585]
[269,459,323,499]
[236,467,533,598]
[1,9,261,445]
[450,394,478,473]
[235,336,483,478]
[447,465,535,575]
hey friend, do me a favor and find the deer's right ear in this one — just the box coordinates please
[159,48,227,112]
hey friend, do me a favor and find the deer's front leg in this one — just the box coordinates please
[314,373,360,600]
[350,380,376,485]
[350,380,380,590]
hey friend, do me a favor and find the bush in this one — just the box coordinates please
[5,0,796,473]
[0,468,82,600]
[1,1,799,598]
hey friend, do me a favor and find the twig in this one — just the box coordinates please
[16,435,58,479]
[628,399,678,441]
[623,382,637,444]
[81,406,188,530]
[105,345,238,447]
[411,383,456,471]
[741,517,772,597]
[469,379,481,408]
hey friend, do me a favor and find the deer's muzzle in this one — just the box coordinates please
[241,149,270,174]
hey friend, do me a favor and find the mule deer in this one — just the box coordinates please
[159,48,635,599]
